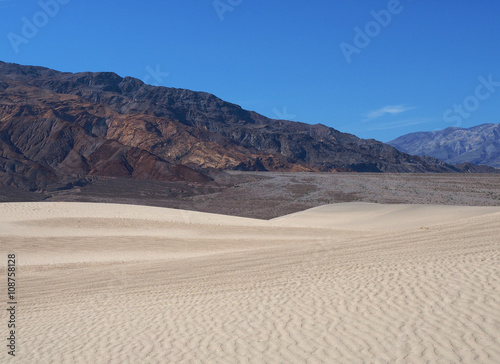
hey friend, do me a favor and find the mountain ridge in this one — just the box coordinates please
[1,61,495,192]
[388,123,500,168]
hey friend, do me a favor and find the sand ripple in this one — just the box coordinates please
[0,202,499,363]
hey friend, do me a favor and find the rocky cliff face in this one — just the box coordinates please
[0,61,472,191]
[389,124,500,168]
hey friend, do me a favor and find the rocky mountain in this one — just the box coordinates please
[388,124,500,168]
[0,61,487,191]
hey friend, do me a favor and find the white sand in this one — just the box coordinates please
[1,202,499,363]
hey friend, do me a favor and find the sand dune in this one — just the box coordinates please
[271,202,500,230]
[1,202,499,363]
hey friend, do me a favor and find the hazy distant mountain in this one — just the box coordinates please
[389,124,500,168]
[0,61,489,191]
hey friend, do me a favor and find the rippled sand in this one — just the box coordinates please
[1,202,499,363]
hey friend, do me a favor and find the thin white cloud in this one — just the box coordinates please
[366,118,435,131]
[363,105,415,122]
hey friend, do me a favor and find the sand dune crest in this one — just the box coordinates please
[1,202,499,363]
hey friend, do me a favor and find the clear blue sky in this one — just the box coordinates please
[1,0,499,141]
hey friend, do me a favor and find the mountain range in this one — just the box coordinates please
[389,123,500,168]
[0,61,495,192]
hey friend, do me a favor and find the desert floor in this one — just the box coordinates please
[1,202,499,363]
[3,172,500,219]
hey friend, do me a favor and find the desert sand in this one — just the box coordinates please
[1,201,499,363]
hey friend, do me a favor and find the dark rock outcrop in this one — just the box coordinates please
[0,61,470,190]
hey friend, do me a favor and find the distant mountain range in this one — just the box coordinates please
[0,61,495,191]
[389,124,500,168]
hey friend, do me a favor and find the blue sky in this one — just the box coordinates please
[1,0,499,142]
